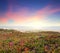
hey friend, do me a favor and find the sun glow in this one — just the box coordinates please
[18,18,48,30]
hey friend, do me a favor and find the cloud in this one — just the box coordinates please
[36,5,60,16]
[48,8,60,14]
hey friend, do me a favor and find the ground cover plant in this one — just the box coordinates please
[0,29,60,53]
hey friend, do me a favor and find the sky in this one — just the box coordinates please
[0,0,60,31]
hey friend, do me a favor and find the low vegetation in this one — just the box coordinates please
[0,29,60,53]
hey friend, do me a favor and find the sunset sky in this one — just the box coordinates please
[0,0,60,31]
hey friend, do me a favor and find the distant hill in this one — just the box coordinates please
[0,29,60,37]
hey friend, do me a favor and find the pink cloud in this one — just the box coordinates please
[48,8,60,14]
[36,5,60,16]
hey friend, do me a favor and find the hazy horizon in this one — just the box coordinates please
[0,25,60,32]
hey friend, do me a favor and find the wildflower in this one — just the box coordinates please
[44,44,50,52]
[9,41,14,48]
[19,40,25,46]
[17,46,22,53]
[24,47,29,53]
